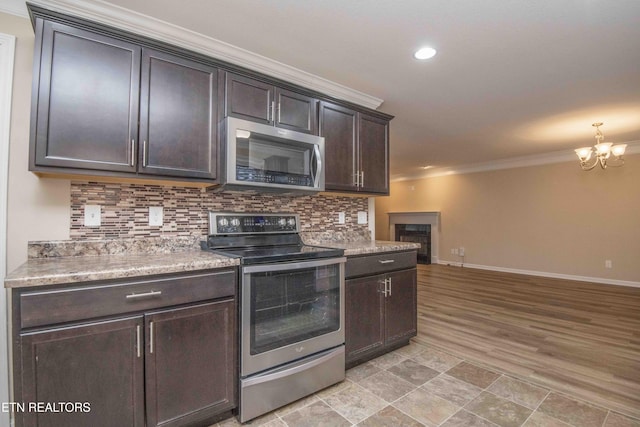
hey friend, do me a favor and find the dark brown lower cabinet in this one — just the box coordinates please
[145,300,236,427]
[19,317,145,427]
[14,270,237,427]
[345,267,417,366]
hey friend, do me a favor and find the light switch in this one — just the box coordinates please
[84,205,101,227]
[149,206,163,226]
[357,211,368,224]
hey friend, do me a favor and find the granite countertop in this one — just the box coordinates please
[319,240,421,256]
[4,251,239,289]
[5,235,419,289]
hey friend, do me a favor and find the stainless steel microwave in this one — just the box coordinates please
[220,117,325,193]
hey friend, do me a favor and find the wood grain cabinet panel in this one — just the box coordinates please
[358,114,389,194]
[13,271,238,427]
[19,317,145,427]
[345,252,417,366]
[145,300,236,427]
[319,102,390,195]
[319,101,358,192]
[345,274,385,361]
[32,20,140,172]
[139,49,218,179]
[30,19,221,182]
[225,73,318,134]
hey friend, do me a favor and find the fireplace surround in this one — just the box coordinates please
[388,212,440,264]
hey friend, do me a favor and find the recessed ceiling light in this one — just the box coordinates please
[414,47,437,60]
[421,165,433,169]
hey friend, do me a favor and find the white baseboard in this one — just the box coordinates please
[436,260,640,288]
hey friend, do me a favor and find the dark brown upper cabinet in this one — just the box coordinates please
[31,20,140,173]
[319,101,390,195]
[139,49,218,179]
[225,73,318,134]
[30,20,219,181]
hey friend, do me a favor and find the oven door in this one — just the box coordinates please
[241,257,346,377]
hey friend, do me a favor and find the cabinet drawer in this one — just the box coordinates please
[346,251,416,279]
[20,269,236,329]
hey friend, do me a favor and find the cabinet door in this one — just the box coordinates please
[345,275,385,363]
[139,49,219,179]
[32,20,140,172]
[358,113,389,194]
[384,269,417,346]
[145,300,236,427]
[275,88,318,134]
[225,73,274,124]
[19,317,144,427]
[319,101,358,192]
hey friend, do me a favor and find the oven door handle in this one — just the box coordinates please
[242,346,344,388]
[243,257,346,274]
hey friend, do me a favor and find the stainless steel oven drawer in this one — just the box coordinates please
[20,269,236,329]
[345,250,417,279]
[240,345,345,423]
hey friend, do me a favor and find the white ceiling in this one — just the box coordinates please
[4,0,640,180]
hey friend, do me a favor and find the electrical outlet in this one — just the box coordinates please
[337,212,345,224]
[149,206,163,226]
[605,260,612,269]
[452,248,459,255]
[84,205,101,227]
[357,211,367,224]
[459,247,465,257]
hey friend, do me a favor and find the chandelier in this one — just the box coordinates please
[574,122,627,170]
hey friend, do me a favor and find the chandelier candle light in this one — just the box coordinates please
[574,122,627,170]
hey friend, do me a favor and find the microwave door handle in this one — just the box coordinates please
[312,145,322,188]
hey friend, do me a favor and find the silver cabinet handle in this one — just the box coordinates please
[354,170,360,187]
[387,277,392,297]
[270,101,276,122]
[126,290,162,299]
[149,321,154,354]
[278,102,281,123]
[378,259,395,264]
[130,139,136,166]
[136,325,141,358]
[379,279,388,296]
[142,140,148,167]
[361,170,365,187]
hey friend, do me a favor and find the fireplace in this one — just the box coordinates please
[388,212,439,265]
[395,224,431,264]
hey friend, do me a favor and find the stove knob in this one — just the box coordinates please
[278,218,287,226]
[230,218,240,227]
[218,218,229,227]
[287,218,296,227]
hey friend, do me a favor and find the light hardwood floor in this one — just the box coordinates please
[414,264,640,419]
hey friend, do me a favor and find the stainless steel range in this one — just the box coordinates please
[203,212,346,422]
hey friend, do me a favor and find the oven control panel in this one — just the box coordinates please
[209,212,299,235]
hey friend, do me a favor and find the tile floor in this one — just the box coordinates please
[214,341,640,427]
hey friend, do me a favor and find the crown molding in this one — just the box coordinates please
[392,140,640,182]
[0,2,29,18]
[27,0,383,110]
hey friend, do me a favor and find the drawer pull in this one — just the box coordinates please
[126,290,162,300]
[378,259,395,264]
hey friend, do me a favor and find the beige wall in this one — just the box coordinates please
[3,12,70,273]
[376,154,640,283]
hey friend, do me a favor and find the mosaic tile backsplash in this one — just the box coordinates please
[70,182,371,240]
